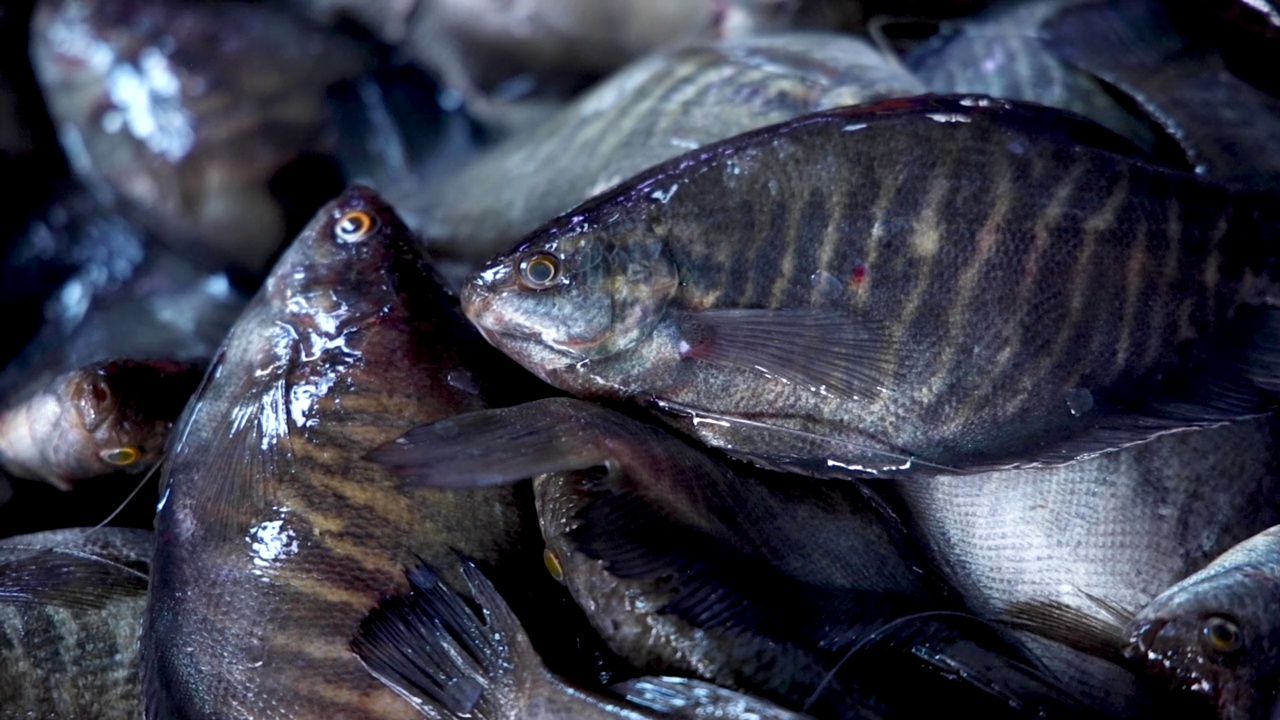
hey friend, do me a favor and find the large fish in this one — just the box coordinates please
[371,397,947,716]
[1124,524,1280,720]
[395,30,925,284]
[896,416,1280,716]
[30,0,371,272]
[143,187,547,719]
[371,398,1113,719]
[0,358,204,490]
[0,527,150,720]
[294,0,854,132]
[352,556,811,719]
[461,95,1280,480]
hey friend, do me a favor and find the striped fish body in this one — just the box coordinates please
[399,31,924,281]
[0,528,151,720]
[144,188,541,719]
[463,95,1280,480]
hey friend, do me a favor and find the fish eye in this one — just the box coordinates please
[1202,615,1243,653]
[517,252,561,290]
[334,210,378,243]
[99,447,141,466]
[543,547,565,584]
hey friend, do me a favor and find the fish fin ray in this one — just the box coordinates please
[350,557,543,720]
[0,546,147,609]
[677,309,902,403]
[366,398,613,488]
[1000,599,1128,664]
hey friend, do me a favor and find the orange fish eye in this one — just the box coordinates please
[334,210,378,243]
[99,447,141,466]
[518,252,560,290]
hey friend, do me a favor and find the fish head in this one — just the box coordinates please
[56,360,203,483]
[462,208,678,377]
[264,185,424,339]
[1124,566,1280,720]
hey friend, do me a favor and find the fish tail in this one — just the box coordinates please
[350,556,546,720]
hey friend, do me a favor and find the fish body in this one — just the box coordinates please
[1126,524,1280,720]
[896,416,1280,716]
[30,0,371,272]
[1042,0,1280,191]
[399,30,925,282]
[352,556,813,720]
[0,359,205,489]
[906,0,1157,150]
[463,95,1280,480]
[144,187,542,719]
[297,0,849,132]
[0,528,150,720]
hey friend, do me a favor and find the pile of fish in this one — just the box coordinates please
[3,0,1280,718]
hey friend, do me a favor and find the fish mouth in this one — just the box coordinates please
[1125,618,1168,660]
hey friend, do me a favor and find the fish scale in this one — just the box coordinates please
[463,95,1280,479]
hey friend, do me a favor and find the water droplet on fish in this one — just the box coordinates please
[809,270,845,303]
[1066,388,1094,416]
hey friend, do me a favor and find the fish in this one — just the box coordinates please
[396,30,925,284]
[895,416,1280,716]
[461,94,1280,481]
[1041,0,1280,191]
[904,0,1160,152]
[370,396,948,716]
[351,555,816,720]
[29,0,372,273]
[370,398,1113,718]
[143,186,550,719]
[1123,524,1280,720]
[0,358,205,490]
[0,527,151,720]
[296,0,851,132]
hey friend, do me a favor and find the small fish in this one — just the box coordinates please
[30,0,371,272]
[462,95,1280,480]
[395,30,924,285]
[144,187,548,719]
[1042,0,1280,191]
[351,555,814,719]
[0,527,151,720]
[896,416,1280,717]
[371,397,947,716]
[1124,524,1280,720]
[0,359,204,490]
[905,0,1159,151]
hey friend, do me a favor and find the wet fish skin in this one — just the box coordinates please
[0,358,205,490]
[463,94,1280,480]
[906,0,1159,151]
[399,31,924,283]
[1125,524,1280,720]
[351,556,813,720]
[0,527,151,720]
[144,186,542,720]
[29,0,371,272]
[896,416,1280,717]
